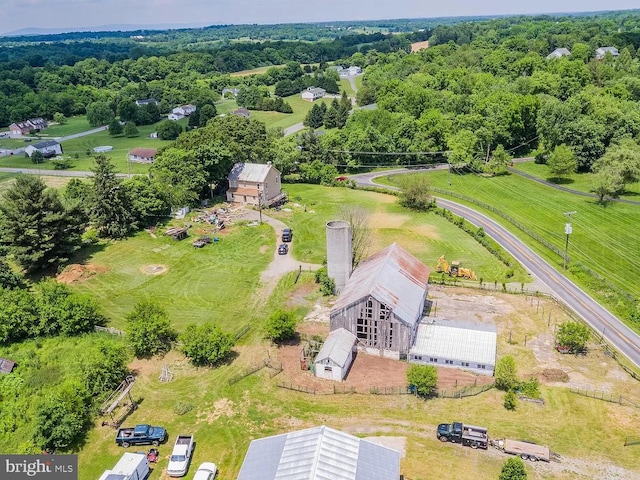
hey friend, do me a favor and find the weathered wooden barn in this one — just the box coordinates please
[330,243,430,359]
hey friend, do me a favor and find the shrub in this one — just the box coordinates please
[314,267,335,296]
[504,390,517,410]
[264,309,297,343]
[173,402,194,415]
[180,323,234,367]
[406,364,438,397]
[518,378,540,398]
[126,301,177,357]
[495,356,518,391]
[556,321,590,353]
[499,457,527,480]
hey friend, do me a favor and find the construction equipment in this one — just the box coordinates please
[435,255,477,280]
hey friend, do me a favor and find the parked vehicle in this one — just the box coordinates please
[490,438,551,462]
[281,228,292,242]
[99,452,149,480]
[193,462,218,480]
[116,424,167,448]
[167,435,194,477]
[437,422,488,449]
[278,244,289,255]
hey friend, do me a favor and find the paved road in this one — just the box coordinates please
[351,170,640,369]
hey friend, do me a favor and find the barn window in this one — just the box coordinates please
[462,362,469,367]
[445,360,453,365]
[387,322,394,349]
[429,358,438,363]
[478,364,485,369]
[324,366,332,372]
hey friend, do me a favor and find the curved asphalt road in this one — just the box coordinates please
[351,170,640,369]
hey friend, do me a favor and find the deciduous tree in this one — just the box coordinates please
[495,355,518,391]
[123,121,138,137]
[108,118,123,136]
[157,120,183,140]
[180,323,235,367]
[556,321,590,353]
[86,101,115,127]
[126,300,177,357]
[406,364,438,397]
[499,457,527,480]
[264,309,297,343]
[547,144,577,178]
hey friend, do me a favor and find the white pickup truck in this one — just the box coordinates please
[167,435,194,477]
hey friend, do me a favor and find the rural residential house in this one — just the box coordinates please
[9,118,48,136]
[330,243,430,359]
[314,328,358,381]
[546,47,571,59]
[135,98,159,106]
[231,107,251,118]
[24,140,62,158]
[168,112,185,121]
[237,425,401,480]
[172,104,196,116]
[301,87,326,102]
[409,319,497,376]
[221,87,240,97]
[128,147,157,163]
[226,162,284,206]
[596,47,619,60]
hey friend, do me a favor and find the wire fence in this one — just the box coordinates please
[569,386,640,409]
[275,381,495,398]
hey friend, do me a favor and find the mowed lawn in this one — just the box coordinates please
[385,170,640,300]
[270,184,526,283]
[38,115,94,138]
[68,222,274,331]
[513,161,640,199]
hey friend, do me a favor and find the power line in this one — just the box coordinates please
[325,149,450,156]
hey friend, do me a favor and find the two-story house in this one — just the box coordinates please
[226,163,284,206]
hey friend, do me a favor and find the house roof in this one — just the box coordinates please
[315,329,357,367]
[597,46,618,53]
[410,319,497,365]
[236,425,400,480]
[304,87,326,95]
[0,358,16,374]
[228,162,277,183]
[332,243,430,327]
[33,140,59,149]
[136,98,158,105]
[547,48,571,59]
[232,108,251,117]
[129,148,157,157]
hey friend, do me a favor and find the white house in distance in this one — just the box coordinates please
[226,162,284,206]
[314,328,357,381]
[237,425,400,480]
[546,47,571,60]
[25,140,62,158]
[301,87,326,102]
[135,98,159,106]
[596,46,619,60]
[173,104,196,116]
[128,147,157,164]
[409,319,497,376]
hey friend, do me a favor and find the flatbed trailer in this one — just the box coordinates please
[491,438,551,462]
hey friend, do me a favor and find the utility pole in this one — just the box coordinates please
[563,211,577,270]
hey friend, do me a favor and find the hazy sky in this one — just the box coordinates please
[1,0,639,34]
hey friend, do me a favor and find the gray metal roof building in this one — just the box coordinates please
[315,329,357,368]
[409,319,497,376]
[227,162,274,183]
[236,425,400,480]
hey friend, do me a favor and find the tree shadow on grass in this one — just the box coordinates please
[545,176,575,185]
[26,242,108,283]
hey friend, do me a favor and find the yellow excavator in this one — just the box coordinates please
[436,255,477,280]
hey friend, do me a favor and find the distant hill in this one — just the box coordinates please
[1,23,211,37]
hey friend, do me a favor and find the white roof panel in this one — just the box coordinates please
[410,319,497,365]
[315,329,357,367]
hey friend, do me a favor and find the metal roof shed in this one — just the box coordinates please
[409,319,497,376]
[315,329,357,381]
[237,425,400,480]
[0,358,16,374]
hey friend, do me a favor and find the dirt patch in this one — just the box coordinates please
[57,263,107,283]
[286,282,318,309]
[541,368,570,383]
[197,398,235,424]
[140,264,168,275]
[369,211,409,229]
[410,224,441,239]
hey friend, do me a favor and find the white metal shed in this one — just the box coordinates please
[314,328,357,381]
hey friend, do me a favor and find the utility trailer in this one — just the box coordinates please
[490,438,553,462]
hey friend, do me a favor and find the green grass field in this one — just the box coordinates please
[340,78,356,96]
[382,170,640,305]
[272,184,526,283]
[38,115,92,138]
[249,95,326,130]
[513,161,640,199]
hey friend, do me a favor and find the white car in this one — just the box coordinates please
[193,462,217,480]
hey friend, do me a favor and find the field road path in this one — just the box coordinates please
[237,209,321,298]
[350,170,640,370]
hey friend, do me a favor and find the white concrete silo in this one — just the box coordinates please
[326,220,352,293]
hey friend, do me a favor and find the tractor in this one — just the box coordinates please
[436,255,477,280]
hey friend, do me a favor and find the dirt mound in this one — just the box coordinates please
[141,264,168,275]
[541,368,570,383]
[57,264,107,283]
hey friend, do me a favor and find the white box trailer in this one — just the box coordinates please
[99,452,150,480]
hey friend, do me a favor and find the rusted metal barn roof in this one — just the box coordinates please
[332,243,430,327]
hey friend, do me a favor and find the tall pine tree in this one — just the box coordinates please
[0,175,84,272]
[90,155,135,238]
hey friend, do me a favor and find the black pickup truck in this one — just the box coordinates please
[115,424,167,448]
